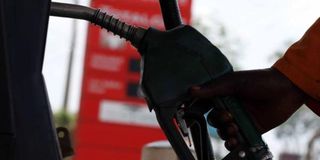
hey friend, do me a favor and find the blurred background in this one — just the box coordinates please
[44,0,320,159]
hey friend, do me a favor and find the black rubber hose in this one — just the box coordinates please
[50,2,95,21]
[50,2,146,48]
[159,0,183,30]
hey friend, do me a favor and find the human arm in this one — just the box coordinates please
[190,18,320,150]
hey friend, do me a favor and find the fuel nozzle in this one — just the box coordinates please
[50,3,273,159]
[50,2,146,48]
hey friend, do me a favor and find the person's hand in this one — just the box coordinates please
[190,68,306,150]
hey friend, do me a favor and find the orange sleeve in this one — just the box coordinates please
[272,18,320,115]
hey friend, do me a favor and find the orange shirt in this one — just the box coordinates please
[273,18,320,115]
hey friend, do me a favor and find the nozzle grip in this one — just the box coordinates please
[216,97,264,146]
[214,97,272,160]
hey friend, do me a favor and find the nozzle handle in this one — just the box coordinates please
[214,97,273,160]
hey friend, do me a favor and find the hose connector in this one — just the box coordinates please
[91,9,146,48]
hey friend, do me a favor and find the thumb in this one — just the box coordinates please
[190,74,238,99]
